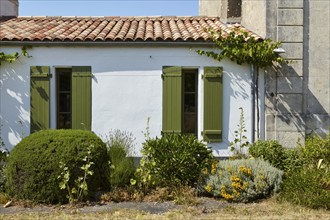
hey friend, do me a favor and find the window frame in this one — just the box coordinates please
[56,68,73,129]
[182,68,198,137]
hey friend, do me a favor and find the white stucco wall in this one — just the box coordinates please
[0,45,254,157]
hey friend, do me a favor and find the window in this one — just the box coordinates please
[183,69,198,136]
[30,66,92,132]
[162,66,223,142]
[56,68,72,129]
[227,0,242,18]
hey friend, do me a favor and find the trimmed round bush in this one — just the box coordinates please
[202,159,283,202]
[5,130,109,204]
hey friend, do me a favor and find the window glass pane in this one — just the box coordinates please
[57,69,72,129]
[59,93,71,112]
[184,73,195,92]
[58,113,71,129]
[228,0,242,18]
[184,94,196,112]
[184,113,197,134]
[59,72,71,91]
[182,70,198,136]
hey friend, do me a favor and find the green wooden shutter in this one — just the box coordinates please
[203,67,223,142]
[72,66,92,130]
[162,66,182,134]
[30,66,51,133]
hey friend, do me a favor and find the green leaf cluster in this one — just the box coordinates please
[249,140,287,170]
[58,145,95,204]
[197,29,284,68]
[0,46,31,65]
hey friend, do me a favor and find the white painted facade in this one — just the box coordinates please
[0,45,262,157]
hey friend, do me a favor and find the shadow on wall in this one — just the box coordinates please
[0,66,29,150]
[211,70,250,156]
[265,61,329,146]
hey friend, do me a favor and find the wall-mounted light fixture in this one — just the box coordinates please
[273,48,286,54]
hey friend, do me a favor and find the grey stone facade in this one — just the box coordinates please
[0,0,18,17]
[199,0,330,147]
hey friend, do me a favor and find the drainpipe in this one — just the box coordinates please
[251,64,257,143]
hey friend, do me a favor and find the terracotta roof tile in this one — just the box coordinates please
[0,16,260,42]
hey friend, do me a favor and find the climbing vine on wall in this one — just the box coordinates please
[0,46,31,65]
[197,29,284,68]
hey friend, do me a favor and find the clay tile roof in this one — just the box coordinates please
[0,16,260,42]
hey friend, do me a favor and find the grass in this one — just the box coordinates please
[1,197,329,220]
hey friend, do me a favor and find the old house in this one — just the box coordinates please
[0,0,264,156]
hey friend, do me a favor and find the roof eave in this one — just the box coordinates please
[0,41,215,47]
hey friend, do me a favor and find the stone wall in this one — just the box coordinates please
[199,0,222,17]
[0,0,18,17]
[265,0,329,147]
[265,0,306,147]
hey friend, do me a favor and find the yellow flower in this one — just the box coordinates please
[220,186,235,200]
[211,161,218,174]
[205,184,213,193]
[202,167,208,175]
[230,175,240,182]
[238,166,252,176]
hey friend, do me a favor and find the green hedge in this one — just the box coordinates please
[5,129,109,204]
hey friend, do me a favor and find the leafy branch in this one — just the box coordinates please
[197,29,284,68]
[58,144,95,204]
[0,46,31,65]
[230,107,250,159]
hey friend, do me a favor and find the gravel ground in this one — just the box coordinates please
[0,197,228,215]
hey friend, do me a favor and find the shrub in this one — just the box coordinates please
[249,140,286,170]
[280,168,330,210]
[134,133,213,190]
[202,159,283,202]
[0,149,8,192]
[5,129,109,204]
[283,148,303,172]
[279,134,330,209]
[298,134,330,169]
[105,130,136,188]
